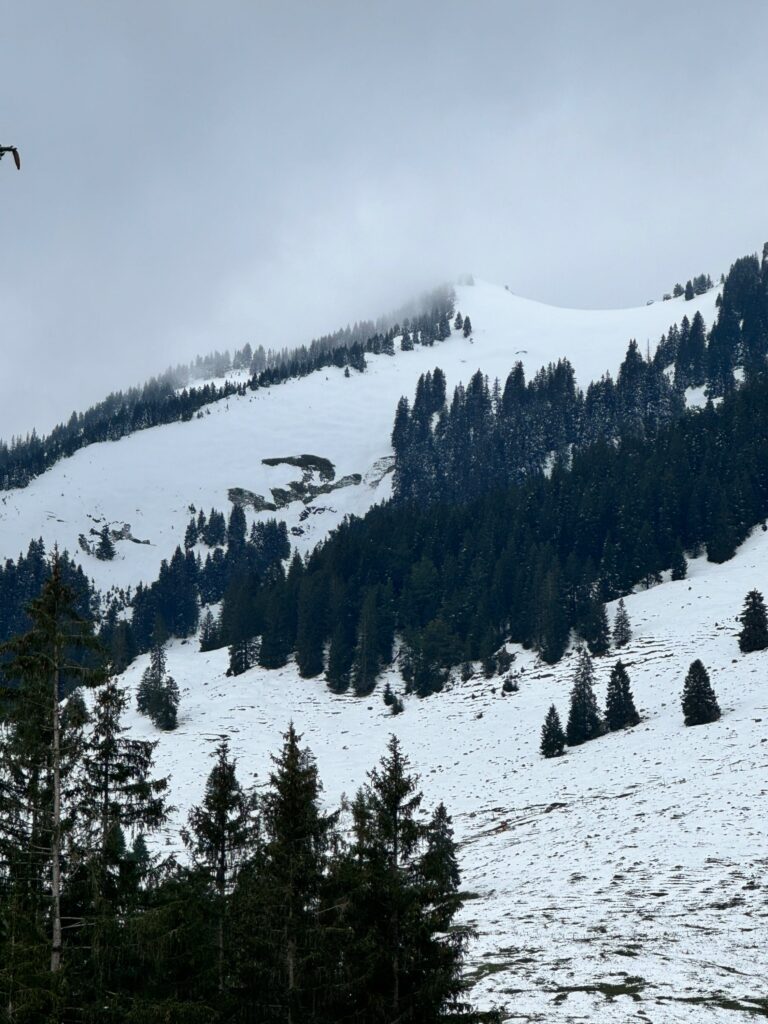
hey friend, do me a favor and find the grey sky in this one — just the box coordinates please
[1,0,767,439]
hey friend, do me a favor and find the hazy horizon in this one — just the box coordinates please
[2,1,768,438]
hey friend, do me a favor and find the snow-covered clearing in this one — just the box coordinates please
[119,524,767,1023]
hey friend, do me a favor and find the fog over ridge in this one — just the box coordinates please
[1,0,767,438]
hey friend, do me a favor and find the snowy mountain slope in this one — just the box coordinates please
[0,283,717,595]
[116,515,768,1022]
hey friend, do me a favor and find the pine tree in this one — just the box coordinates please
[540,704,566,758]
[227,637,258,676]
[231,724,337,1022]
[0,557,104,982]
[199,608,219,651]
[68,681,168,995]
[184,739,254,994]
[96,525,115,561]
[136,638,180,729]
[684,280,694,300]
[605,660,640,730]
[670,543,688,580]
[737,589,768,653]
[583,595,610,655]
[344,736,474,1022]
[149,674,180,730]
[566,648,604,746]
[352,587,381,696]
[612,598,632,647]
[462,315,472,337]
[682,660,721,726]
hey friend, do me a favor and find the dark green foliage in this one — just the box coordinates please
[184,739,254,995]
[540,704,566,758]
[582,595,610,655]
[604,660,640,730]
[199,609,220,652]
[95,525,115,561]
[0,576,480,1021]
[227,637,258,676]
[685,280,694,300]
[566,649,604,746]
[682,659,721,726]
[136,640,180,730]
[670,543,688,580]
[612,598,632,648]
[230,724,338,1022]
[737,589,768,653]
[342,736,474,1022]
[295,574,326,677]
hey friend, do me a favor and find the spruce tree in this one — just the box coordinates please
[540,704,566,758]
[566,648,604,746]
[149,674,180,730]
[737,589,768,652]
[199,608,219,652]
[682,660,721,726]
[344,736,474,1022]
[670,543,688,580]
[462,315,472,337]
[612,598,632,648]
[0,557,104,983]
[583,595,610,655]
[184,740,254,995]
[231,724,337,1022]
[96,525,115,561]
[605,660,640,730]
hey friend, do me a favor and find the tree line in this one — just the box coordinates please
[190,365,768,692]
[0,291,456,493]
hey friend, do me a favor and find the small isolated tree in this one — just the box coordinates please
[540,705,566,758]
[605,660,640,730]
[566,648,604,746]
[738,589,768,653]
[684,280,694,301]
[462,315,472,337]
[453,312,463,331]
[612,598,632,648]
[682,660,721,726]
[96,525,115,561]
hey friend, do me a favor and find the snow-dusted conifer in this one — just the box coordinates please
[566,648,604,746]
[682,660,720,726]
[540,705,566,758]
[738,589,768,653]
[612,598,632,648]
[605,660,640,730]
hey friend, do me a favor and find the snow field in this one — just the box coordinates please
[118,524,768,1023]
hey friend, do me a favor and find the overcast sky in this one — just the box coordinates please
[1,1,767,439]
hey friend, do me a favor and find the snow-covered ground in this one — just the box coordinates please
[0,282,717,594]
[117,523,768,1023]
[5,278,762,1021]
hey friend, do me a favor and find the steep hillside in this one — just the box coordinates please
[0,284,718,595]
[118,523,768,1022]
